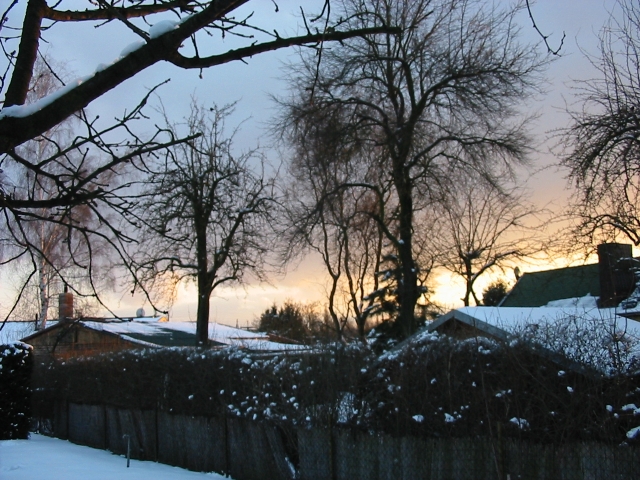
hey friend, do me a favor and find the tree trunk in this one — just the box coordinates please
[195,226,211,347]
[195,282,211,347]
[4,0,45,107]
[38,255,48,330]
[327,279,344,342]
[394,165,419,338]
[463,258,474,306]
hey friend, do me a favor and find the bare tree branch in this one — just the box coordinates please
[525,0,565,56]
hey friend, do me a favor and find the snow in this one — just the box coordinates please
[509,417,530,430]
[621,404,640,415]
[545,295,598,308]
[626,426,640,439]
[120,41,146,57]
[149,21,179,39]
[444,413,456,423]
[0,434,228,479]
[0,77,90,119]
[81,319,307,352]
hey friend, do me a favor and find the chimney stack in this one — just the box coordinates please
[597,243,635,307]
[58,285,74,320]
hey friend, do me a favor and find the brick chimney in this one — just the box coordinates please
[597,243,635,307]
[58,285,74,320]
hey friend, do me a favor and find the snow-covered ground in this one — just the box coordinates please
[0,434,229,480]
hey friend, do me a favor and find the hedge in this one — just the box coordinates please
[1,342,32,439]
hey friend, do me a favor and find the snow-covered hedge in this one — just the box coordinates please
[368,331,640,443]
[32,343,372,424]
[0,342,32,439]
[31,335,640,444]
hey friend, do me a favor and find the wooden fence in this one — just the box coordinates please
[42,401,639,480]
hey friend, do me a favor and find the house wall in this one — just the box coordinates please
[434,319,498,341]
[26,324,147,359]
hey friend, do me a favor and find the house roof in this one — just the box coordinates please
[428,305,640,336]
[21,318,308,352]
[499,263,601,307]
[425,306,640,375]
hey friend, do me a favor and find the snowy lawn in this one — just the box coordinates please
[0,434,230,479]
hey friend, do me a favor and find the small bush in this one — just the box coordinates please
[256,303,311,342]
[482,281,509,306]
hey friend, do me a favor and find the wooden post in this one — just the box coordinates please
[123,434,131,467]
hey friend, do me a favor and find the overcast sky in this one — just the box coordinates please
[0,0,625,324]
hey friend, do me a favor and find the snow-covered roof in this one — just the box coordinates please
[1,321,40,344]
[431,305,640,339]
[428,305,640,375]
[544,295,598,308]
[34,318,308,352]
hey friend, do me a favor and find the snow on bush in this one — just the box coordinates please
[30,330,640,444]
[360,330,640,443]
[511,312,640,376]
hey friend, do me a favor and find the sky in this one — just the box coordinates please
[0,0,632,326]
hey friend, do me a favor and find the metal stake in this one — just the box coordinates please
[123,434,131,468]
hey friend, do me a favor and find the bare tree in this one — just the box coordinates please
[0,1,396,320]
[282,104,391,341]
[433,176,542,306]
[279,0,546,337]
[1,57,109,326]
[133,103,274,347]
[11,100,76,325]
[562,0,640,246]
